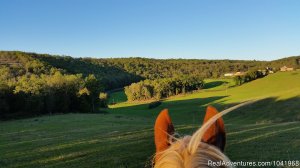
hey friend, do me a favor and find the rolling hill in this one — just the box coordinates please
[1,51,300,91]
[1,71,300,168]
[2,51,299,119]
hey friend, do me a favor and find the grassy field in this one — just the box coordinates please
[1,72,300,168]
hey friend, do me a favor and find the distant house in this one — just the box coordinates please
[234,71,245,76]
[280,66,294,72]
[224,72,245,77]
[224,73,234,77]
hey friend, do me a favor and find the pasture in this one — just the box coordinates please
[1,72,300,168]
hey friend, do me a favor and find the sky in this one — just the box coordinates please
[0,0,300,60]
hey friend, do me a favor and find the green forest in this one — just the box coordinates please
[1,51,300,119]
[125,76,204,101]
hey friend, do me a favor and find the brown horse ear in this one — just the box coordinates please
[202,106,226,151]
[154,109,175,161]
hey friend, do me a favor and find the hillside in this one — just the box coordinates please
[0,51,142,90]
[109,71,300,124]
[1,50,300,119]
[1,51,300,91]
[1,71,299,167]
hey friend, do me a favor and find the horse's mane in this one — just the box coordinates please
[153,100,257,168]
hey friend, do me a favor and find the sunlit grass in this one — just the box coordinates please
[1,72,300,167]
[111,72,300,107]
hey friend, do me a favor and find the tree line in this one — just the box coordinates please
[8,51,299,91]
[29,53,143,90]
[86,57,300,80]
[233,70,267,86]
[0,52,108,119]
[124,76,204,101]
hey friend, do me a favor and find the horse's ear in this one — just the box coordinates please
[154,109,175,161]
[202,105,226,151]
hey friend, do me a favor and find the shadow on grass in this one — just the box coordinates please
[2,96,300,168]
[109,95,300,125]
[226,121,300,162]
[203,80,229,89]
[108,96,228,126]
[223,96,300,124]
[33,95,300,167]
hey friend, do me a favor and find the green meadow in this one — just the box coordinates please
[1,72,300,168]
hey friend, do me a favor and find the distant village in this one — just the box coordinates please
[224,66,294,77]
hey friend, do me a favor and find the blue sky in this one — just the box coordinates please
[0,0,299,60]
